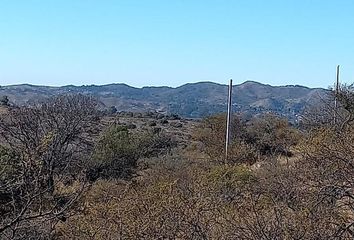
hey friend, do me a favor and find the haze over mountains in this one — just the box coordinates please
[0,81,328,119]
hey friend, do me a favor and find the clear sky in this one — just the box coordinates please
[0,0,353,88]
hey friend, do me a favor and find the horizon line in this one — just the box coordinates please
[0,80,327,90]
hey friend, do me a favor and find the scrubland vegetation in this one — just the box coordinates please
[1,85,354,239]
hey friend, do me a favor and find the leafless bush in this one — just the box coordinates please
[0,94,100,239]
[302,84,354,131]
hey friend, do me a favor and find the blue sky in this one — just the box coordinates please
[0,0,353,88]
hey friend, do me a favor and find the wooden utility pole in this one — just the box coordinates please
[334,65,340,125]
[225,79,233,163]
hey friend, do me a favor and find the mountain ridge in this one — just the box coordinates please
[0,81,329,119]
[1,80,324,90]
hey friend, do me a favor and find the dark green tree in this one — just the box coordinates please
[0,96,9,106]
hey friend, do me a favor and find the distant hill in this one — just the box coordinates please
[0,81,329,119]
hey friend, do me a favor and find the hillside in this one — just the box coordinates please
[0,81,329,119]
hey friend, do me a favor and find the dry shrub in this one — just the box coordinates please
[57,143,354,239]
[244,114,302,156]
[57,158,257,239]
[228,141,259,164]
[194,113,301,163]
[192,114,230,160]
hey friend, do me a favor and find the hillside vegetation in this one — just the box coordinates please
[0,85,353,239]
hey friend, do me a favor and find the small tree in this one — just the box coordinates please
[0,94,100,239]
[109,105,118,114]
[0,95,9,106]
[244,114,301,156]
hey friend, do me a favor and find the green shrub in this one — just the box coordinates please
[90,124,174,180]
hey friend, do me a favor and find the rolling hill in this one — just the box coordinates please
[0,81,329,119]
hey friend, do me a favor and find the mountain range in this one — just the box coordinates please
[0,81,329,119]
